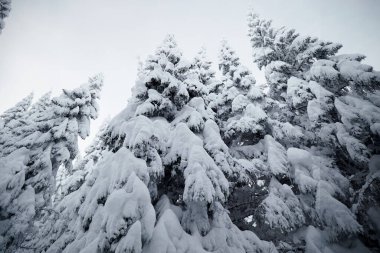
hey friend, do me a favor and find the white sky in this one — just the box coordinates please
[1,0,379,152]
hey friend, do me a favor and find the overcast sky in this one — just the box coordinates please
[1,0,379,151]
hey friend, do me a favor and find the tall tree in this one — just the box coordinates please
[216,40,267,147]
[0,93,33,129]
[248,12,380,252]
[248,12,342,98]
[0,75,103,252]
[41,36,276,253]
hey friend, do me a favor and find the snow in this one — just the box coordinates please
[287,147,349,196]
[145,198,277,253]
[287,77,314,108]
[232,94,250,113]
[247,85,264,100]
[259,178,304,232]
[47,148,155,252]
[308,59,340,88]
[171,97,213,132]
[302,226,371,253]
[245,103,267,121]
[335,122,370,167]
[264,135,288,175]
[307,99,324,123]
[203,120,228,154]
[166,123,229,203]
[335,95,380,137]
[225,85,241,102]
[264,61,292,94]
[0,148,35,252]
[0,93,33,126]
[268,119,304,145]
[316,182,362,240]
[0,75,103,252]
[144,207,207,253]
[287,147,358,240]
[330,54,366,63]
[202,120,235,176]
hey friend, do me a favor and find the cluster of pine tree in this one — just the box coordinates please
[0,11,379,253]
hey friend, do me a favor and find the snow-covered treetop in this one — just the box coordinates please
[190,48,216,86]
[247,12,279,69]
[218,40,258,93]
[29,91,52,115]
[131,35,207,121]
[248,12,342,71]
[1,74,103,165]
[0,92,33,126]
[0,74,103,252]
[218,40,241,78]
[51,74,103,140]
[216,40,267,146]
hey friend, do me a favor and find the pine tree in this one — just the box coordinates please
[55,118,111,202]
[0,0,11,32]
[0,93,34,157]
[248,12,380,252]
[29,91,52,116]
[308,54,380,250]
[216,40,267,147]
[0,75,103,252]
[0,93,33,129]
[248,12,341,102]
[41,36,276,253]
[190,48,216,87]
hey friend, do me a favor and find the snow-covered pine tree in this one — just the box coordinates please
[190,48,224,126]
[216,40,267,147]
[41,35,276,253]
[190,48,216,87]
[0,93,34,156]
[28,91,52,116]
[0,93,33,129]
[307,54,380,250]
[0,0,11,32]
[248,12,380,252]
[190,48,223,97]
[54,117,111,202]
[207,40,272,232]
[248,12,342,102]
[0,75,103,252]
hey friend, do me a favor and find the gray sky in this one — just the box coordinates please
[1,0,379,151]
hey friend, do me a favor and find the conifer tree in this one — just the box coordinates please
[0,93,33,129]
[0,75,103,252]
[247,12,380,252]
[0,93,34,157]
[41,36,276,253]
[216,40,267,147]
[55,118,111,202]
[190,48,216,87]
[190,48,223,121]
[2,10,377,253]
[28,91,52,116]
[248,12,341,101]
